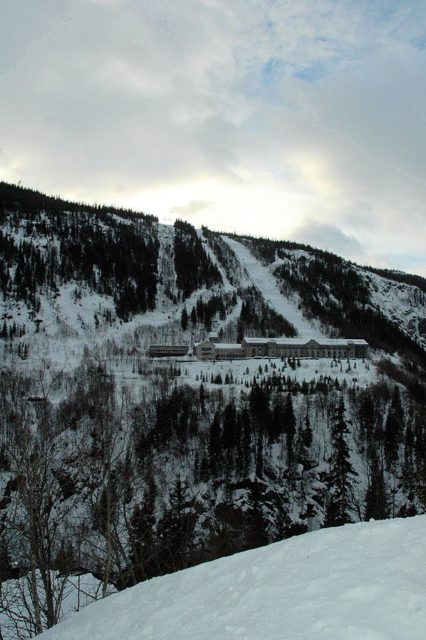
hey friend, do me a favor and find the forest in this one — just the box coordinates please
[0,352,424,637]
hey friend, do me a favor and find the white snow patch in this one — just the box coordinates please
[179,356,376,391]
[39,516,426,640]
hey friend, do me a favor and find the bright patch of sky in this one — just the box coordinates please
[0,0,425,275]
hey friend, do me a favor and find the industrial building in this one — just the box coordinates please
[193,337,369,360]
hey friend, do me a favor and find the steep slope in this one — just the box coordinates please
[0,183,230,368]
[359,267,426,349]
[39,516,426,640]
[2,181,425,370]
[222,235,321,337]
[234,235,426,362]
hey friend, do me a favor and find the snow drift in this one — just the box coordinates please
[39,516,426,640]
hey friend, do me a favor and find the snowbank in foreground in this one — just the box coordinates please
[40,516,426,640]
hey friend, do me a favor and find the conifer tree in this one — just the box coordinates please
[238,408,251,478]
[324,398,357,527]
[255,433,264,478]
[359,393,375,442]
[245,482,269,549]
[364,452,389,521]
[208,412,222,476]
[296,413,315,471]
[156,477,194,573]
[284,394,296,461]
[129,476,157,582]
[180,307,188,331]
[268,396,284,442]
[384,386,404,468]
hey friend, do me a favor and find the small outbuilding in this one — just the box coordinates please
[148,344,189,358]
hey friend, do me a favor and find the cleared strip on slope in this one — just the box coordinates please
[222,236,321,337]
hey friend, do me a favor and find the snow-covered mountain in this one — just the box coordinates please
[1,181,425,639]
[38,515,426,640]
[1,182,425,368]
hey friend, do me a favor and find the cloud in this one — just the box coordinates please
[289,221,364,261]
[171,200,214,216]
[0,0,425,275]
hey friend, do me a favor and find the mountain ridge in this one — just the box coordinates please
[1,181,425,363]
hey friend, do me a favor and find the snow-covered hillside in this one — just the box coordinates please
[39,516,426,640]
[1,183,426,640]
[222,235,321,337]
[360,268,426,351]
[1,182,425,375]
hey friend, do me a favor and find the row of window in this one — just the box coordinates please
[249,347,353,358]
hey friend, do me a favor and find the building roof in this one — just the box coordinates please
[242,337,270,344]
[215,343,242,350]
[149,344,189,349]
[195,337,369,350]
[320,339,368,346]
[243,337,368,346]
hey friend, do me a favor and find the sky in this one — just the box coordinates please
[1,0,425,275]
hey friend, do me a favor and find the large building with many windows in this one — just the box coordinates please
[193,341,244,360]
[241,337,369,359]
[193,337,369,360]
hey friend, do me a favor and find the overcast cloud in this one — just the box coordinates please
[1,0,425,274]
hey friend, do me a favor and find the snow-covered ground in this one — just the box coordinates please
[39,515,426,640]
[0,573,115,640]
[179,356,376,391]
[222,236,321,337]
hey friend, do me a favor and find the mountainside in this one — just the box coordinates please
[1,182,425,363]
[0,181,425,638]
[39,516,426,640]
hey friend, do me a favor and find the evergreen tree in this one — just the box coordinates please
[199,383,206,415]
[384,386,404,468]
[364,452,389,521]
[284,394,296,462]
[156,477,195,573]
[244,482,269,549]
[255,433,264,478]
[296,413,315,471]
[129,475,157,582]
[267,396,284,442]
[324,398,358,527]
[180,307,188,331]
[249,383,269,433]
[359,393,375,442]
[208,412,222,476]
[222,402,238,449]
[238,408,251,478]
